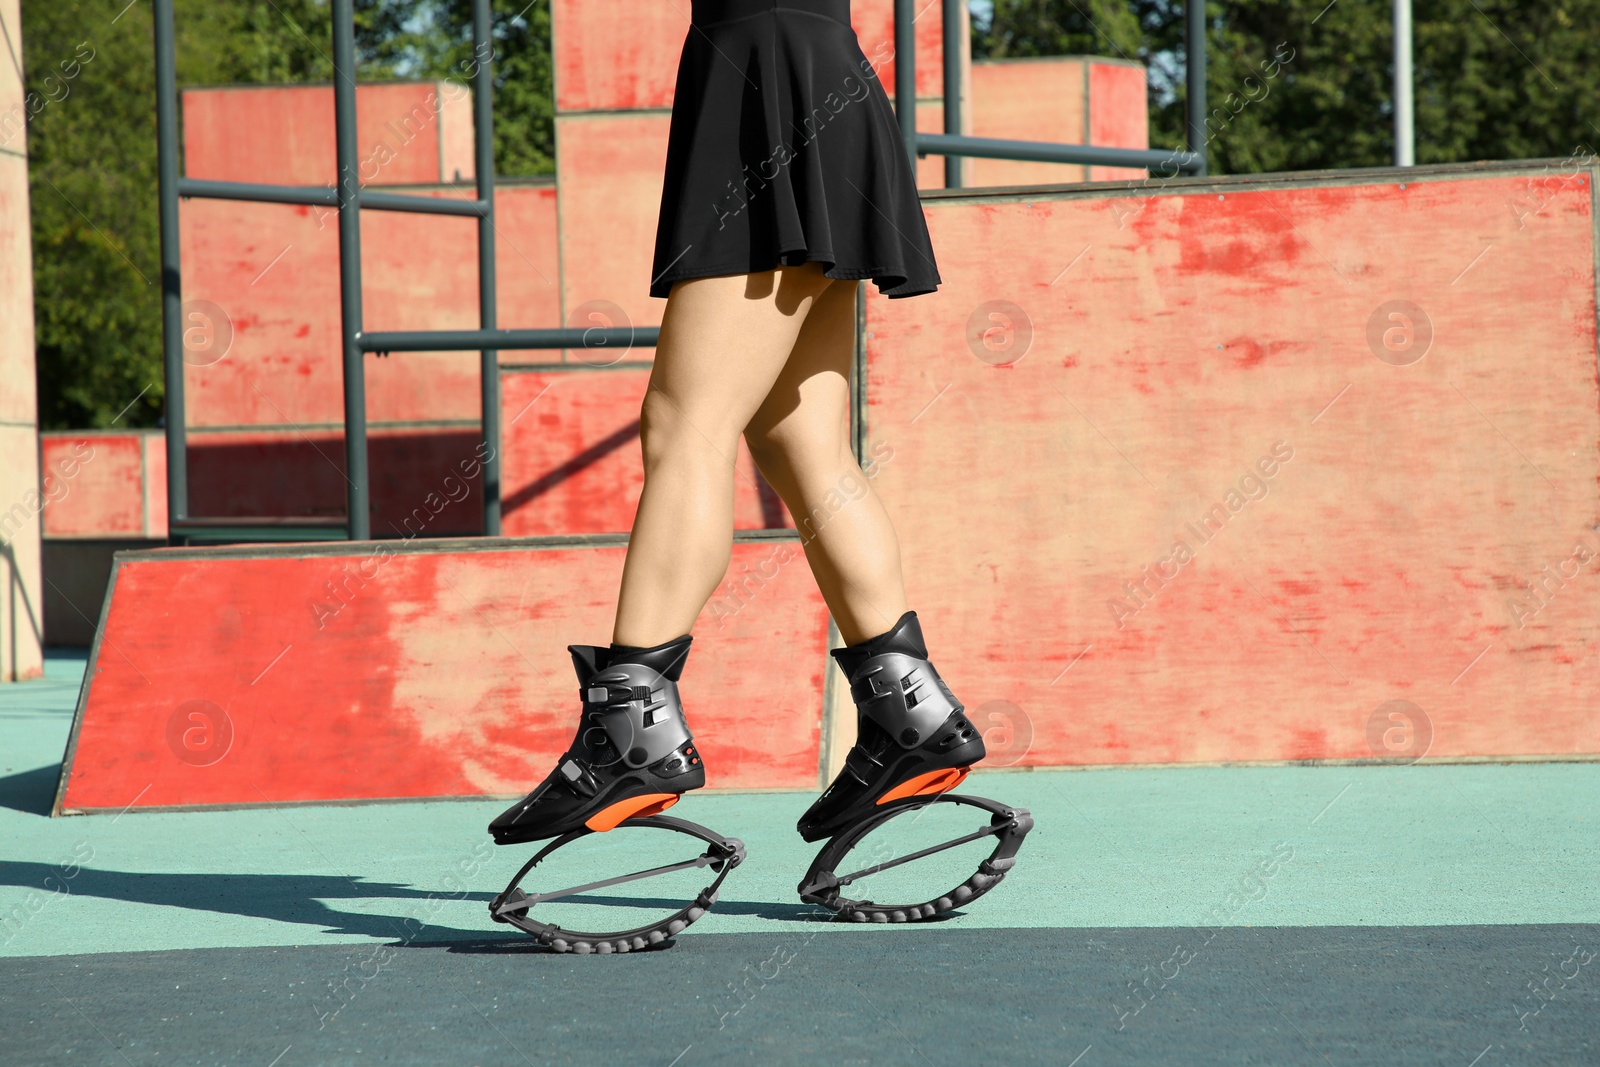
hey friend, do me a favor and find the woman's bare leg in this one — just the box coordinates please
[612,261,838,646]
[741,279,909,646]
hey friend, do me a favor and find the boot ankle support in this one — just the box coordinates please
[844,650,966,749]
[583,662,693,770]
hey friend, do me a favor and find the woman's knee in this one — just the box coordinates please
[745,394,849,468]
[639,387,741,465]
[745,423,856,492]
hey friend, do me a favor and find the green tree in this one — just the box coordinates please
[973,0,1600,174]
[363,0,555,177]
[970,0,1143,59]
[23,0,552,431]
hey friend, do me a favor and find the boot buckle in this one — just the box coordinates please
[557,758,599,798]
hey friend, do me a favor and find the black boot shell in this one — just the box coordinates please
[797,612,985,843]
[489,634,705,845]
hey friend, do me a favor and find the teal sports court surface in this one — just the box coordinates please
[2,652,1596,1065]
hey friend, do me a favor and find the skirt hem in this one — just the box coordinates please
[650,4,940,302]
[650,251,940,300]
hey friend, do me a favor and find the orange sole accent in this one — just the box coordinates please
[584,792,680,832]
[875,766,970,806]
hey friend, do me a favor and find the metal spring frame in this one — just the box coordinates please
[797,793,1034,923]
[154,0,528,543]
[488,814,746,954]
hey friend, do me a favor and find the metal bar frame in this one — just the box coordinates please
[1186,0,1209,176]
[917,132,1201,173]
[942,0,963,188]
[1392,0,1415,167]
[904,0,1207,176]
[895,0,916,166]
[154,0,185,527]
[178,177,491,216]
[155,0,1209,544]
[360,327,658,353]
[153,0,508,543]
[473,0,501,535]
[331,0,369,539]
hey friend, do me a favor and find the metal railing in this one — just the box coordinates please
[156,0,1208,545]
[909,0,1207,181]
[155,0,508,542]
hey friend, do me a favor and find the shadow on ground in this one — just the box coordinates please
[0,861,868,945]
[0,765,59,817]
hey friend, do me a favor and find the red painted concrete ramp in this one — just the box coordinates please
[55,159,1600,813]
[864,160,1600,767]
[56,534,828,813]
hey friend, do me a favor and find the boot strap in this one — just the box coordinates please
[555,757,600,798]
[840,746,882,785]
[848,651,965,749]
[581,666,693,769]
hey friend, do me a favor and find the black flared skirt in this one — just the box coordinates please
[649,0,941,300]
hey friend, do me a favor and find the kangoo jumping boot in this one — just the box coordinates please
[489,634,705,846]
[797,611,986,843]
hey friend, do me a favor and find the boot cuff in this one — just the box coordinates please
[829,610,925,676]
[606,633,694,680]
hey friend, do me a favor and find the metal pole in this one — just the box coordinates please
[332,0,370,540]
[1393,0,1415,166]
[153,0,186,537]
[1185,0,1208,177]
[914,132,1202,171]
[894,0,916,169]
[176,178,491,215]
[473,0,501,536]
[942,0,962,188]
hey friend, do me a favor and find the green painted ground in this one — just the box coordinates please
[3,654,1598,1066]
[3,653,1596,957]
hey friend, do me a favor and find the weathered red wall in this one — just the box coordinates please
[179,181,560,429]
[865,163,1600,765]
[969,58,1088,187]
[53,160,1600,799]
[42,372,792,539]
[1087,60,1149,182]
[498,370,792,536]
[58,537,828,812]
[554,112,672,336]
[40,434,159,538]
[183,82,476,186]
[968,57,1149,187]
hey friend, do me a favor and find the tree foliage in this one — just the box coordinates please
[973,0,1600,174]
[21,0,552,430]
[363,0,555,177]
